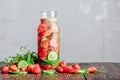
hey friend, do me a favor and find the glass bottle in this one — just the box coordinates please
[37,11,60,70]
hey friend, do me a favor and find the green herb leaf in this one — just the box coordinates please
[2,46,37,65]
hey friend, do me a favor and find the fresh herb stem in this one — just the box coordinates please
[96,70,107,73]
[2,46,37,65]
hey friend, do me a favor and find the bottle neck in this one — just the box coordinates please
[40,18,57,23]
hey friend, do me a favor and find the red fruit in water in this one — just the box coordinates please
[49,38,58,48]
[41,48,48,52]
[49,47,58,53]
[38,32,43,40]
[31,67,41,74]
[1,66,9,74]
[38,48,48,60]
[72,64,80,70]
[38,52,47,60]
[60,60,67,68]
[9,64,18,71]
[38,36,41,43]
[39,53,47,60]
[41,39,49,48]
[43,29,52,36]
[38,47,47,54]
[20,68,25,72]
[38,23,48,33]
[88,67,97,73]
[52,34,58,39]
[38,46,41,53]
[51,24,58,32]
[56,66,63,73]
[26,65,34,72]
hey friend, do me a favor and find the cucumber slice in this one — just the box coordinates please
[42,70,56,75]
[18,60,28,70]
[78,69,88,74]
[47,51,58,61]
[9,70,20,74]
[20,71,28,74]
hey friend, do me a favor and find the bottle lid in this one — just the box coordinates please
[40,11,57,22]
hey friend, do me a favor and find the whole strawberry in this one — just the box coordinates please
[1,66,9,74]
[9,64,18,71]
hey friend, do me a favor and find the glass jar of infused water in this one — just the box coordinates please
[37,11,60,70]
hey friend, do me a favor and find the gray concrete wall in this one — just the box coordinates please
[0,0,120,62]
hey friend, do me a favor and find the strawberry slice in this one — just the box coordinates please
[40,64,52,70]
[38,32,43,38]
[40,37,49,48]
[39,52,47,57]
[49,38,58,48]
[43,30,52,37]
[38,48,48,60]
[38,23,48,33]
[52,33,58,39]
[38,46,41,53]
[9,64,18,72]
[41,48,48,52]
[38,36,41,43]
[49,47,58,53]
[38,51,47,57]
[51,24,58,32]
